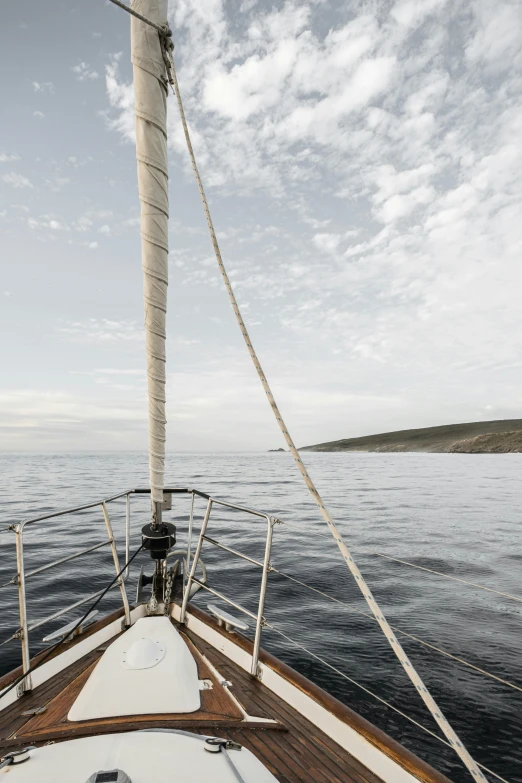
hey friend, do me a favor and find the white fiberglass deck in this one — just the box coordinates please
[4,731,278,783]
[69,617,201,720]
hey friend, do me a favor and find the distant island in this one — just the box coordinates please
[300,419,522,454]
[268,448,285,452]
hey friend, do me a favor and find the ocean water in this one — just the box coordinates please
[0,451,520,782]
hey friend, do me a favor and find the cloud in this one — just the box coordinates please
[32,81,54,93]
[67,156,91,168]
[28,215,66,231]
[20,208,128,246]
[391,0,449,29]
[3,0,522,452]
[376,185,435,224]
[103,5,397,192]
[69,368,146,393]
[0,390,147,451]
[58,318,145,344]
[73,216,93,232]
[313,233,341,252]
[177,337,200,346]
[33,111,45,119]
[45,176,70,192]
[465,0,521,68]
[0,153,20,164]
[104,54,135,141]
[131,1,522,381]
[72,62,99,81]
[89,368,144,376]
[2,172,33,189]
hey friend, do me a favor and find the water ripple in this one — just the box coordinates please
[0,452,520,782]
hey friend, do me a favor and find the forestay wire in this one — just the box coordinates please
[108,4,488,779]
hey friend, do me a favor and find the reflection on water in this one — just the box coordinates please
[1,452,520,782]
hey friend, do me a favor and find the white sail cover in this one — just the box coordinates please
[131,0,168,504]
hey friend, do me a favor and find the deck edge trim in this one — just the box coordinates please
[181,604,454,783]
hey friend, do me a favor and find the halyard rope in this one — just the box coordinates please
[106,4,489,777]
[167,51,488,783]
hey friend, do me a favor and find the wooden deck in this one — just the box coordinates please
[0,607,452,783]
[183,628,385,783]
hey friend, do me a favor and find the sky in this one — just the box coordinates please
[1,0,521,452]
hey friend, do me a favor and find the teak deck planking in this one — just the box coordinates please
[0,608,453,783]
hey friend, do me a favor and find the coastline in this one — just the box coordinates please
[299,419,522,453]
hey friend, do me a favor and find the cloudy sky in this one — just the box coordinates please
[1,0,521,452]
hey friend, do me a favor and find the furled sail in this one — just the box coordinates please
[131,0,169,512]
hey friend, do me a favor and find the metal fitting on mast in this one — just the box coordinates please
[141,502,175,561]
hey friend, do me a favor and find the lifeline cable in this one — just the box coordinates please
[265,622,509,783]
[166,48,488,783]
[282,516,522,600]
[0,544,144,700]
[271,565,522,694]
[374,552,522,604]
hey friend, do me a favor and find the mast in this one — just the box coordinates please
[131,0,169,526]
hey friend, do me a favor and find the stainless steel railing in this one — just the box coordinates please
[1,486,279,690]
[179,494,278,677]
[5,491,132,693]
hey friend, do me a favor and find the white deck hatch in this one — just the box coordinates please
[68,617,201,720]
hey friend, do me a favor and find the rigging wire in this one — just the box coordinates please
[166,43,488,783]
[0,584,122,649]
[280,518,522,603]
[265,621,510,783]
[371,553,522,605]
[0,544,143,700]
[270,566,522,694]
[108,0,166,33]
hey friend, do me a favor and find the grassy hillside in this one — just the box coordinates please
[300,419,522,453]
